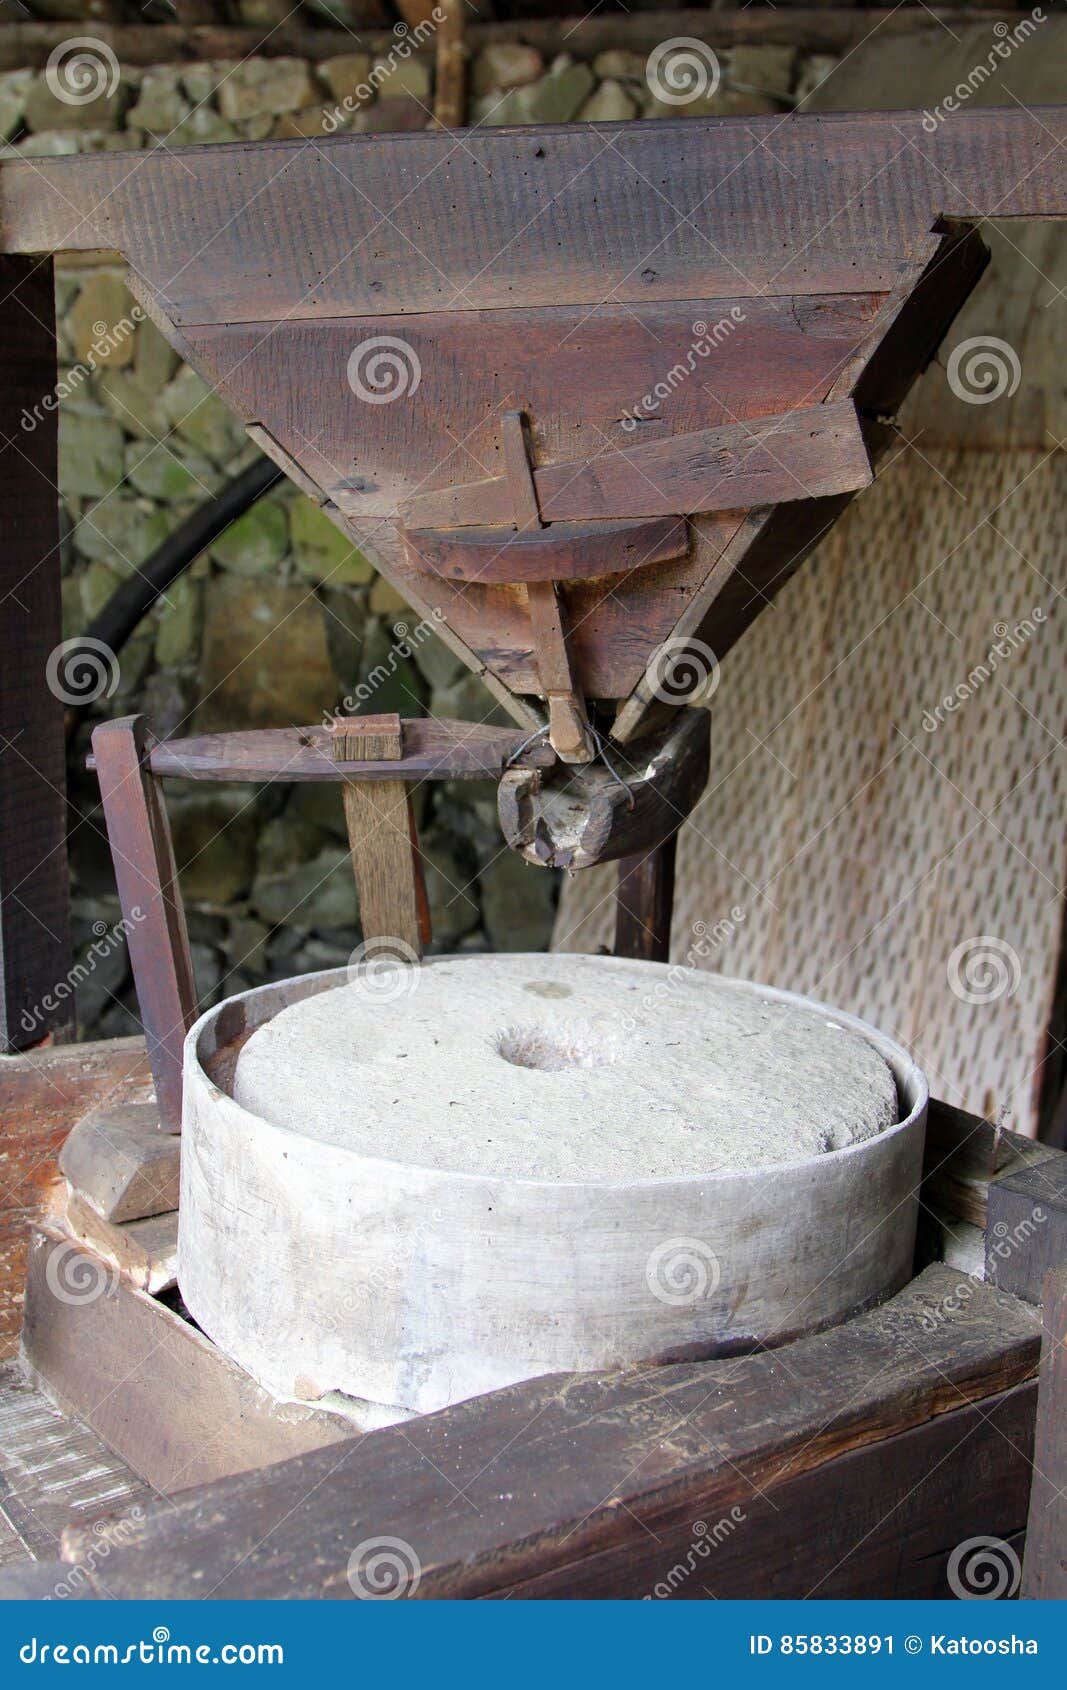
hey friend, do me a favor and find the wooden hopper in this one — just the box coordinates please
[3,107,1065,870]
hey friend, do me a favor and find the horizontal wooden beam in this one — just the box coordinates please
[87,718,556,784]
[54,1265,1040,1598]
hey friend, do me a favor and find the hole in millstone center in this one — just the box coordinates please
[495,1022,617,1073]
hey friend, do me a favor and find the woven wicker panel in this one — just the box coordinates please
[553,443,1066,1136]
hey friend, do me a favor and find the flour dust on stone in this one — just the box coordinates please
[232,954,899,1182]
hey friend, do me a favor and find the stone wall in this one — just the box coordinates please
[1,30,837,1039]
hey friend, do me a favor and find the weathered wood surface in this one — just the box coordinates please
[3,113,1063,315]
[923,1098,1060,1231]
[0,1036,151,1359]
[499,708,711,868]
[91,718,198,1134]
[614,839,678,966]
[402,402,873,528]
[331,715,428,956]
[0,13,1037,77]
[987,1153,1067,1306]
[1022,1269,1067,1600]
[58,1101,177,1223]
[22,1228,353,1494]
[56,1267,1039,1599]
[94,718,555,783]
[0,255,71,1054]
[405,516,689,585]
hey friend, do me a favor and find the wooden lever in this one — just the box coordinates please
[330,713,430,956]
[402,514,688,584]
[400,399,872,530]
[499,411,595,766]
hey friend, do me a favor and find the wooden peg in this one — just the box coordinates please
[500,412,595,765]
[330,715,429,958]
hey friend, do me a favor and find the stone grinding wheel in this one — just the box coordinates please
[179,956,928,1422]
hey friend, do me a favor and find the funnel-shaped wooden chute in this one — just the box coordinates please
[3,107,1064,804]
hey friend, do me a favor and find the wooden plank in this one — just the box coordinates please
[55,1266,1041,1599]
[401,400,873,528]
[91,718,198,1133]
[405,516,689,584]
[0,255,72,1053]
[1022,1269,1067,1600]
[0,15,1036,78]
[987,1153,1067,1306]
[0,1035,151,1360]
[22,1228,354,1495]
[58,1101,178,1223]
[331,716,427,956]
[93,718,555,784]
[4,112,1064,318]
[615,838,678,966]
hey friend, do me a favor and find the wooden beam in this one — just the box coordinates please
[54,1266,1040,1598]
[1022,1269,1067,1599]
[614,837,678,965]
[91,716,198,1133]
[0,255,72,1053]
[987,1153,1067,1306]
[330,715,429,957]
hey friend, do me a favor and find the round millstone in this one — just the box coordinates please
[232,953,898,1181]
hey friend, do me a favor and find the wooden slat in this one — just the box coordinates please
[404,516,689,584]
[91,718,198,1133]
[3,113,1064,319]
[401,401,873,528]
[0,255,72,1052]
[90,719,555,784]
[22,1228,353,1495]
[1022,1269,1067,1599]
[331,716,427,956]
[54,1266,1040,1599]
[63,1193,178,1295]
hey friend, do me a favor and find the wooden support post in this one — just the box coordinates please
[614,834,678,964]
[1022,1268,1067,1599]
[0,255,72,1051]
[987,1154,1067,1305]
[331,714,429,958]
[91,717,198,1133]
[434,0,467,129]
